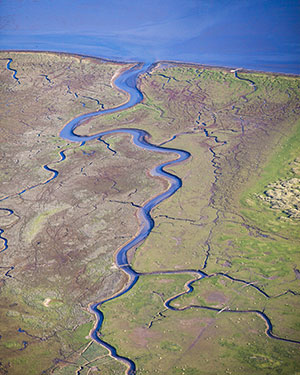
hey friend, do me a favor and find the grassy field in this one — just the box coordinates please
[0,52,299,374]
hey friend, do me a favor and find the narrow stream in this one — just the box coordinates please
[6,58,20,84]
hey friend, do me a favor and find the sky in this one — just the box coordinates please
[0,0,299,73]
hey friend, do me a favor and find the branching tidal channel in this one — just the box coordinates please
[59,62,299,374]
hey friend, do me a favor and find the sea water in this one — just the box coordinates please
[0,0,299,73]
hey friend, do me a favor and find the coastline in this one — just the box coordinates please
[1,49,299,78]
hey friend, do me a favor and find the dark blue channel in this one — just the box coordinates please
[6,58,20,84]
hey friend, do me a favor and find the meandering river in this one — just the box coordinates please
[60,62,192,374]
[59,62,300,374]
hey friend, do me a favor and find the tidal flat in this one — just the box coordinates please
[0,51,299,374]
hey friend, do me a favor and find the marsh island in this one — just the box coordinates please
[0,51,299,375]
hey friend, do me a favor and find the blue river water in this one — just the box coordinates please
[60,62,190,374]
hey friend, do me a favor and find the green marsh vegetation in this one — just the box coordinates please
[84,64,300,373]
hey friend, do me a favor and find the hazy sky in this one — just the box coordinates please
[0,0,299,72]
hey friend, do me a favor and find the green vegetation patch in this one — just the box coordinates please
[25,205,70,243]
[240,119,300,238]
